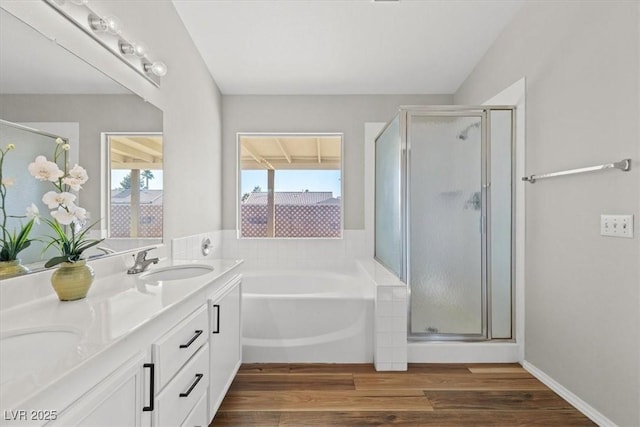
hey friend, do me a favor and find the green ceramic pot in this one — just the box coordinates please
[50,260,95,301]
[0,259,29,279]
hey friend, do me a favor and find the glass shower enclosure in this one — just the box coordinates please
[375,106,515,341]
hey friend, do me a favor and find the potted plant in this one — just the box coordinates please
[29,139,103,301]
[0,143,39,278]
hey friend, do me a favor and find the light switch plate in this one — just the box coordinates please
[600,214,634,238]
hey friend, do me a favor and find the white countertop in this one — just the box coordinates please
[0,258,243,412]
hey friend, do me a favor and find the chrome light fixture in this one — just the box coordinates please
[88,14,122,35]
[143,61,168,77]
[43,0,167,86]
[119,41,148,57]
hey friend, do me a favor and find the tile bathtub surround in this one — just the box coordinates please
[173,231,222,260]
[221,229,367,269]
[375,285,408,371]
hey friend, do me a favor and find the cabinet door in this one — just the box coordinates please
[208,277,242,419]
[52,352,151,427]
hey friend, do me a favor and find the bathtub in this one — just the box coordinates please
[242,266,375,363]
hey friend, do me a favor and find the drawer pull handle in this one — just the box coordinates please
[179,373,203,398]
[143,363,155,412]
[179,330,203,349]
[213,304,220,334]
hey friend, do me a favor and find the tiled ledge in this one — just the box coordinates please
[356,259,408,372]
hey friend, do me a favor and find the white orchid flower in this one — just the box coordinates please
[42,191,76,209]
[55,138,64,145]
[1,176,15,187]
[28,155,64,182]
[26,203,40,225]
[51,203,88,227]
[72,205,87,223]
[63,164,89,191]
[68,164,88,183]
[62,177,83,191]
[51,206,75,225]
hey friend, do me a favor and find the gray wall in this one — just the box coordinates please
[100,1,223,241]
[455,2,639,425]
[222,94,452,230]
[2,0,223,243]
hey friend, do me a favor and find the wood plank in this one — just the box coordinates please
[288,363,377,374]
[238,363,376,375]
[353,373,547,391]
[229,373,355,392]
[219,390,433,412]
[423,390,575,410]
[239,363,292,374]
[407,363,476,374]
[277,410,596,426]
[468,366,528,374]
[210,411,280,426]
[465,363,525,369]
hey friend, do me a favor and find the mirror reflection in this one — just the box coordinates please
[0,120,69,269]
[0,8,163,274]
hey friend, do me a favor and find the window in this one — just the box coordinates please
[238,133,342,238]
[104,132,163,239]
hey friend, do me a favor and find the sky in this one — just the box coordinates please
[110,169,340,194]
[241,170,341,197]
[111,169,163,190]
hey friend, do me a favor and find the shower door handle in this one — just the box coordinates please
[480,215,487,234]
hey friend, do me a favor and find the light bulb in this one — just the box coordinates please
[103,15,122,35]
[88,14,107,32]
[120,41,148,58]
[119,41,135,55]
[132,42,148,57]
[144,61,167,77]
[69,0,89,5]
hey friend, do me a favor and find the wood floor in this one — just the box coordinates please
[211,363,596,426]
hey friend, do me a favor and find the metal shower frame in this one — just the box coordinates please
[374,105,517,342]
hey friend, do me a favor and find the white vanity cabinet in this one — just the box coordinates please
[208,275,242,421]
[152,306,210,427]
[51,351,151,427]
[3,260,244,427]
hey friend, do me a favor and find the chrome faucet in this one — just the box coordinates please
[127,248,159,274]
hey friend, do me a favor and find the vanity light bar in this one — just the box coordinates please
[43,0,167,86]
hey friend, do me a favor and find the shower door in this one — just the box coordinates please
[408,111,486,339]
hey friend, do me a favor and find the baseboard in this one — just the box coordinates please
[523,361,617,427]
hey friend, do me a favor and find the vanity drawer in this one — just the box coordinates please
[153,305,208,390]
[156,343,209,427]
[180,392,208,427]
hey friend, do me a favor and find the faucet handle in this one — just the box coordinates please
[135,247,156,260]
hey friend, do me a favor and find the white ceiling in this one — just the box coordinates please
[173,0,523,95]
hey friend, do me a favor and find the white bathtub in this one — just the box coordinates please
[242,267,375,363]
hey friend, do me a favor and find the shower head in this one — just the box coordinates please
[456,121,481,141]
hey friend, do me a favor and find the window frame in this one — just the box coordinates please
[100,131,164,240]
[236,132,344,240]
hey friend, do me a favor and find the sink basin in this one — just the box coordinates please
[139,264,214,281]
[0,327,81,386]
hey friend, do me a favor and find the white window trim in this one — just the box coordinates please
[236,132,344,239]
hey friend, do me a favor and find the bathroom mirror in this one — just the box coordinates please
[0,8,163,273]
